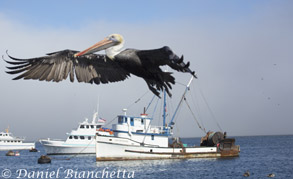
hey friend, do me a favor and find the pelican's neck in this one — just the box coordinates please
[105,42,124,60]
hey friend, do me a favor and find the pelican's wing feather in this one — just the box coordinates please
[5,50,130,84]
[135,46,196,76]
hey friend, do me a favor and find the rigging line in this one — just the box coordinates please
[173,102,184,137]
[184,98,206,134]
[173,99,183,136]
[104,116,118,128]
[52,138,95,161]
[146,95,156,112]
[151,97,160,119]
[172,93,184,125]
[142,119,153,144]
[68,139,95,160]
[175,81,188,87]
[126,90,150,109]
[197,83,223,132]
[142,97,160,144]
[170,92,185,137]
[188,85,206,131]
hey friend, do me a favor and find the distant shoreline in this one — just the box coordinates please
[181,133,293,139]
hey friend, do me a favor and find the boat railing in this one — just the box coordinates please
[14,137,25,140]
[149,126,172,134]
[39,138,64,142]
[4,135,25,140]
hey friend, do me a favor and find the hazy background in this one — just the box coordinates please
[0,0,292,141]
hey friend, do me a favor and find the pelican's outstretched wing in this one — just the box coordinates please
[135,46,196,77]
[4,50,130,84]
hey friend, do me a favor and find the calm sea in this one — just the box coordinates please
[0,135,292,179]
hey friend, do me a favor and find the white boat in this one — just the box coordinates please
[95,76,240,161]
[40,111,113,155]
[0,127,35,151]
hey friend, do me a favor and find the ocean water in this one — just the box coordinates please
[0,135,292,179]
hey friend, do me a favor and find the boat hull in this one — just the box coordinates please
[95,135,239,161]
[0,143,35,151]
[40,139,95,155]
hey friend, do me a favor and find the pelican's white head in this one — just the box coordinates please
[105,34,124,59]
[74,33,124,60]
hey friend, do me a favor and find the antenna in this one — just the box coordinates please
[123,109,127,116]
[96,94,100,117]
[92,95,100,123]
[5,126,9,133]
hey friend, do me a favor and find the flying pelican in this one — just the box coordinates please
[4,34,196,97]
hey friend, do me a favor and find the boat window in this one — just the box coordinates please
[80,125,85,129]
[0,134,2,136]
[118,116,123,124]
[69,136,73,139]
[86,125,89,129]
[80,136,85,140]
[125,117,128,123]
[96,125,102,128]
[74,136,78,139]
[151,135,154,140]
[88,136,91,140]
[90,125,94,129]
[141,119,144,124]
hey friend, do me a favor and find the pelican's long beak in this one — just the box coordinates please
[74,37,118,57]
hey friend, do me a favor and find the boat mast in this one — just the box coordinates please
[92,95,100,123]
[163,88,167,130]
[163,68,168,132]
[5,126,9,133]
[169,76,194,127]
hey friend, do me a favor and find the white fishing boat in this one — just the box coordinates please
[0,127,35,151]
[95,76,240,161]
[40,111,113,155]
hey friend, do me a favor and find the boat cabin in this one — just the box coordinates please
[0,132,24,143]
[111,113,172,147]
[65,118,110,142]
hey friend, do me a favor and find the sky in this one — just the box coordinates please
[0,0,292,140]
